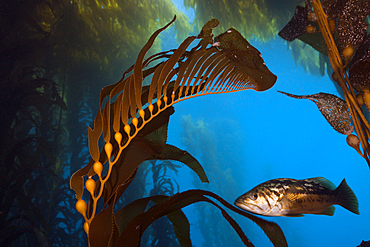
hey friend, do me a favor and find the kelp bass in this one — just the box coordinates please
[235,177,359,217]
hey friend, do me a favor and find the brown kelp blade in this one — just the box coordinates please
[116,190,287,247]
[214,28,277,91]
[150,144,209,183]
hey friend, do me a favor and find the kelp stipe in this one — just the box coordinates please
[70,16,285,246]
[279,0,370,167]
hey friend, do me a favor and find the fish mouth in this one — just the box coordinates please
[234,200,264,214]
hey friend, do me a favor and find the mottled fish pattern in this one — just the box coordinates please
[234,177,359,217]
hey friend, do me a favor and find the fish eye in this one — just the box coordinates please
[252,193,258,200]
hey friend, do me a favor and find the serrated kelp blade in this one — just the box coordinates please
[204,56,230,94]
[128,76,137,119]
[183,49,210,95]
[148,62,165,105]
[102,99,111,143]
[189,50,215,95]
[113,92,123,133]
[120,82,130,126]
[133,16,177,110]
[197,52,225,94]
[88,112,103,161]
[158,36,197,98]
[173,57,190,94]
[162,68,179,99]
[212,65,234,93]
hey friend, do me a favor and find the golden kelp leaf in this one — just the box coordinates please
[132,16,177,112]
[88,112,103,162]
[337,0,369,46]
[102,99,111,143]
[70,160,94,200]
[279,91,353,135]
[214,28,277,91]
[148,36,197,105]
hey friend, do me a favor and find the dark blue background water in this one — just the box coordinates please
[159,1,370,246]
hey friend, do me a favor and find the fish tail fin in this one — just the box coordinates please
[335,179,359,215]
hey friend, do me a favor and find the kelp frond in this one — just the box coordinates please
[70,16,278,246]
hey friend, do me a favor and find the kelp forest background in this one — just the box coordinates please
[1,0,369,247]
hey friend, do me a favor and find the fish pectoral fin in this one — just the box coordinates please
[285,192,303,207]
[313,206,335,216]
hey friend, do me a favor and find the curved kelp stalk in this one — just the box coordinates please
[70,16,282,247]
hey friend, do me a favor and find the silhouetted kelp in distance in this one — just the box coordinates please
[180,115,253,246]
[69,16,290,247]
[279,0,370,167]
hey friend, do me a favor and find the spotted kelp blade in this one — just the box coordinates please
[337,0,369,46]
[278,5,308,42]
[279,91,353,134]
[349,50,370,92]
[278,2,328,56]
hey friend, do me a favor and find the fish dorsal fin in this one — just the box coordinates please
[335,179,360,215]
[305,177,336,190]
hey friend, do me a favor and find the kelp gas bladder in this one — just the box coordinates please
[70,16,285,247]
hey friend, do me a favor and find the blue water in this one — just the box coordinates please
[160,1,370,246]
